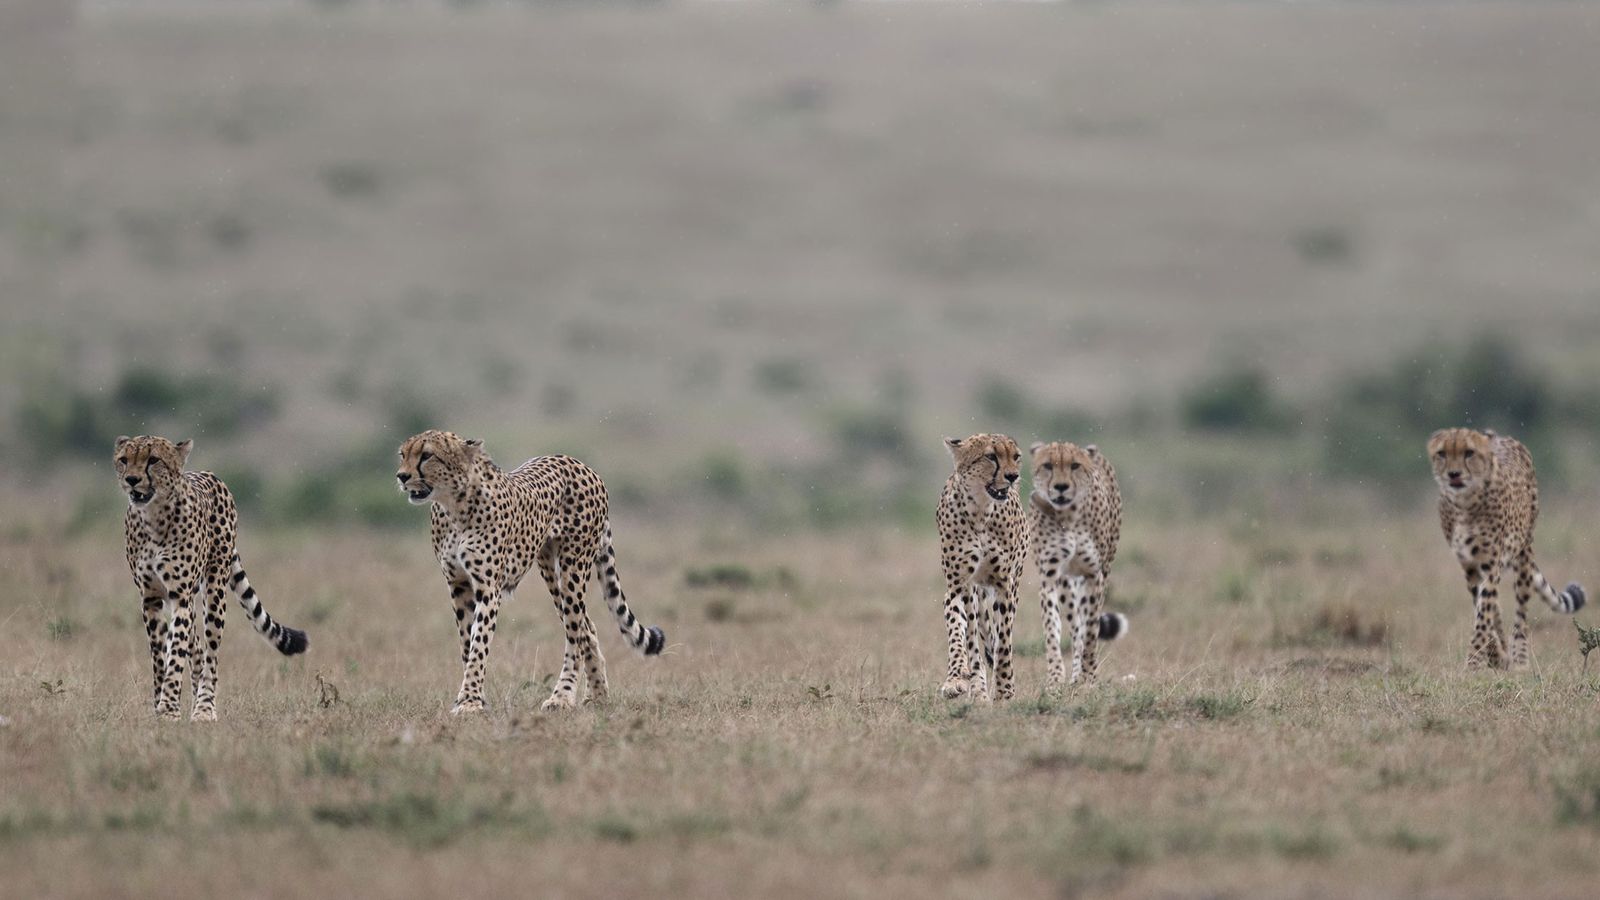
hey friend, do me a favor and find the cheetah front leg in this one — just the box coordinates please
[1041,583,1067,692]
[939,583,974,699]
[1080,572,1107,685]
[444,566,476,667]
[157,578,198,720]
[1066,575,1092,685]
[452,582,504,715]
[138,581,169,714]
[991,577,1018,701]
[1468,565,1508,670]
[964,586,994,701]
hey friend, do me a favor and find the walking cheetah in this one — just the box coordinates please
[1429,428,1585,669]
[936,433,1025,702]
[115,435,308,721]
[1028,441,1128,689]
[396,430,665,713]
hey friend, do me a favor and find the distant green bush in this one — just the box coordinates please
[1322,334,1567,484]
[1181,364,1295,434]
[753,357,814,396]
[16,367,278,459]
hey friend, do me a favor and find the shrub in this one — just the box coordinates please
[1322,334,1566,484]
[754,358,813,395]
[1181,364,1295,433]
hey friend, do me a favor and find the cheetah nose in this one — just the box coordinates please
[1447,471,1462,480]
[125,476,140,485]
[1053,483,1068,492]
[1004,472,1019,483]
[397,472,411,483]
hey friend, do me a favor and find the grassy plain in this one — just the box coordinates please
[4,505,1600,898]
[4,2,1600,897]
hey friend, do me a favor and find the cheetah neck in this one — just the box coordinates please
[1443,478,1495,514]
[130,479,191,541]
[432,460,506,520]
[1030,491,1079,523]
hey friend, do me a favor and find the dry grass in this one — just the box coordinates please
[5,3,1600,897]
[4,506,1599,899]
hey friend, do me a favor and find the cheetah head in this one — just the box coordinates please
[1428,427,1494,497]
[1029,441,1098,512]
[945,433,1022,503]
[396,429,484,504]
[114,435,191,508]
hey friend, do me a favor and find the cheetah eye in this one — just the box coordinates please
[117,457,128,466]
[1041,462,1052,471]
[419,451,432,464]
[1070,462,1081,471]
[1463,449,1475,459]
[986,452,997,462]
[1435,450,1446,459]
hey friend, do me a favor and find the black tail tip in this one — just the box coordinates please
[643,626,666,656]
[1566,583,1586,613]
[1098,612,1128,641]
[278,627,309,656]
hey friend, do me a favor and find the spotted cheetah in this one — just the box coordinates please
[1028,441,1128,689]
[1429,428,1585,670]
[115,435,308,721]
[396,430,665,713]
[936,433,1025,702]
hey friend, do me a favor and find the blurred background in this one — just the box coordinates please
[3,0,1598,537]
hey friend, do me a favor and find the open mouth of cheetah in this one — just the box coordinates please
[129,488,154,505]
[1447,477,1466,490]
[985,485,1009,501]
[406,485,433,503]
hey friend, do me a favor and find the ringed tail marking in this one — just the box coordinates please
[227,554,308,655]
[594,523,666,656]
[1098,612,1129,641]
[1531,567,1587,614]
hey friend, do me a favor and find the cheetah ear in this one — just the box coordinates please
[115,435,131,449]
[1426,429,1449,451]
[1029,441,1045,455]
[1085,444,1099,457]
[464,438,485,458]
[173,439,193,468]
[944,436,964,458]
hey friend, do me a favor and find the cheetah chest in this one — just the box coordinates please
[1038,527,1101,579]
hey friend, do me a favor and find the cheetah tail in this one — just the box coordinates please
[226,554,309,655]
[1531,566,1586,615]
[594,522,666,656]
[1097,612,1129,641]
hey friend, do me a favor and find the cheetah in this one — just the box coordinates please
[395,430,665,713]
[936,433,1025,702]
[115,435,308,721]
[1429,428,1585,669]
[1028,441,1128,689]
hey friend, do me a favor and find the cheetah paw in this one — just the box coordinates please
[190,708,217,723]
[450,699,485,716]
[939,678,969,699]
[540,694,577,712]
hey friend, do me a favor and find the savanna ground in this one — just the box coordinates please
[4,1,1600,897]
[5,507,1600,899]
